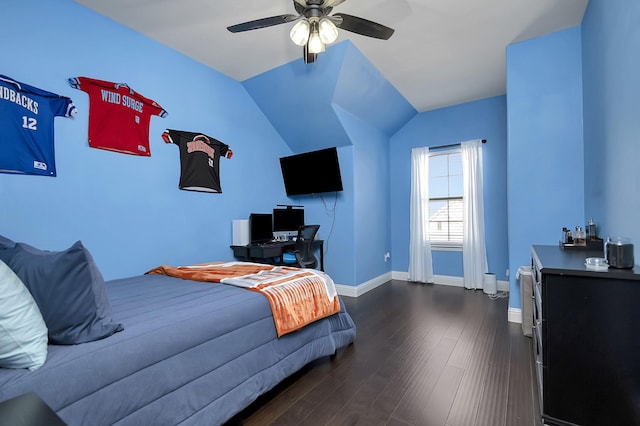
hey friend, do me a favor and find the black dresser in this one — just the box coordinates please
[531,245,640,426]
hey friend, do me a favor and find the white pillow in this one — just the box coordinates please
[0,259,48,370]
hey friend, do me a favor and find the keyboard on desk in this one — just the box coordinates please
[254,240,292,247]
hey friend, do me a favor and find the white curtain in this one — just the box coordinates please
[461,140,488,290]
[408,147,434,283]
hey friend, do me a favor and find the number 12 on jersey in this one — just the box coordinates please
[22,116,37,130]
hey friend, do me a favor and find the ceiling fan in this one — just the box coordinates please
[227,0,395,64]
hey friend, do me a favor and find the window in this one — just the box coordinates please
[429,150,463,248]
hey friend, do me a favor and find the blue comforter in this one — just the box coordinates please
[0,274,356,425]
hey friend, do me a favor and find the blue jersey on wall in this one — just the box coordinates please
[0,75,76,176]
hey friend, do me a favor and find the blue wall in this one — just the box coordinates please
[506,26,585,307]
[0,0,292,280]
[243,41,415,153]
[346,114,393,284]
[244,42,414,286]
[8,0,626,304]
[242,44,350,153]
[0,0,409,288]
[582,0,640,254]
[389,96,509,281]
[270,147,356,286]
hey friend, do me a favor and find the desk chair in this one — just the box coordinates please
[282,225,320,269]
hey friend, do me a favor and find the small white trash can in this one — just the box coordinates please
[483,273,497,295]
[517,266,533,337]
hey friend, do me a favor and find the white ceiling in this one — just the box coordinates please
[74,0,588,112]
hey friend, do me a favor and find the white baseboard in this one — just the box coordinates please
[434,274,464,287]
[508,307,522,324]
[338,271,509,297]
[335,271,392,297]
[390,271,509,292]
[391,271,410,281]
[339,271,520,325]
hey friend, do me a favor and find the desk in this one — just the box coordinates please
[231,240,324,271]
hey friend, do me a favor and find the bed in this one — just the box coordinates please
[0,238,356,426]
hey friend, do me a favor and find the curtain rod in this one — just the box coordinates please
[430,139,487,150]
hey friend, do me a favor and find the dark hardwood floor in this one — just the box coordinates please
[226,280,542,426]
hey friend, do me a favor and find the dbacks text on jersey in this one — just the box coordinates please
[0,75,76,177]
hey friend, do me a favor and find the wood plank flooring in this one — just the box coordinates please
[225,280,542,426]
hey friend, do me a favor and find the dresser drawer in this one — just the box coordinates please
[532,325,544,414]
[533,285,542,323]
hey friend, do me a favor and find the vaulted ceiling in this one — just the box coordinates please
[74,0,588,113]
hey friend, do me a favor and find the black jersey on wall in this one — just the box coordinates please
[162,129,232,193]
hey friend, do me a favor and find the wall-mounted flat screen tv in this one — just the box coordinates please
[279,147,343,196]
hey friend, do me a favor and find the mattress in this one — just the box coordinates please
[0,274,356,425]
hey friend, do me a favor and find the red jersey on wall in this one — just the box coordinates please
[69,76,167,156]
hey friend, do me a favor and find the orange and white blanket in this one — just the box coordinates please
[146,262,341,337]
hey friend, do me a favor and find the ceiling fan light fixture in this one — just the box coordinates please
[289,19,311,46]
[229,1,395,64]
[308,31,325,54]
[318,18,338,44]
[307,19,325,54]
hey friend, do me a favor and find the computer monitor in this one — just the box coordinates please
[249,213,273,244]
[273,207,304,238]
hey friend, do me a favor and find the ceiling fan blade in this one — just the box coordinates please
[332,13,394,40]
[227,14,299,33]
[324,0,346,8]
[293,0,305,15]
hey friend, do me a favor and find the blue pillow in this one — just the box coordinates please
[0,260,48,370]
[3,241,123,344]
[0,234,15,251]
